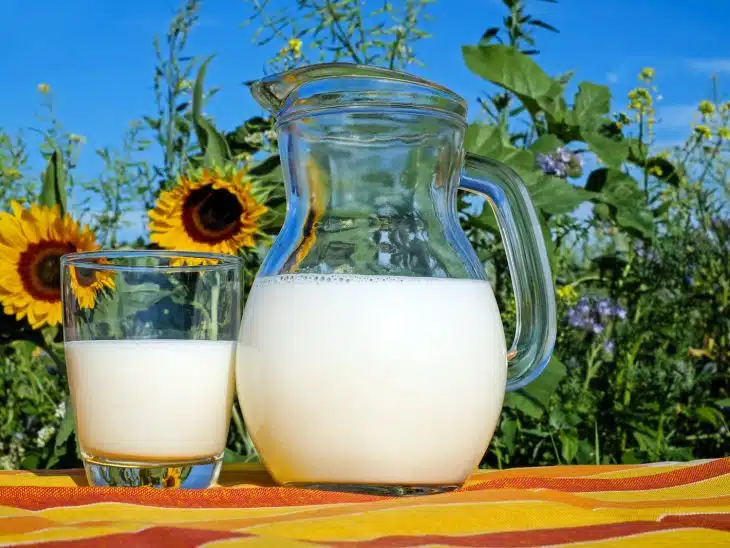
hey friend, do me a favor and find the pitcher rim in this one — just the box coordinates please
[249,62,468,118]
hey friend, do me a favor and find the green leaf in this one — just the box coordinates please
[695,406,725,427]
[462,45,564,120]
[223,448,248,463]
[500,418,517,454]
[505,355,566,419]
[504,391,544,419]
[529,176,592,215]
[39,150,67,216]
[572,82,611,129]
[465,123,508,157]
[559,431,579,463]
[584,132,629,168]
[522,355,566,406]
[529,134,562,154]
[716,398,730,408]
[192,56,231,167]
[54,398,75,449]
[586,168,654,236]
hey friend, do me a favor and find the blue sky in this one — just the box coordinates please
[1,0,728,213]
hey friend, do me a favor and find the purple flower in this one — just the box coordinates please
[592,323,605,334]
[597,299,612,318]
[536,147,581,178]
[604,339,615,355]
[568,308,586,328]
[536,153,565,177]
[612,306,627,320]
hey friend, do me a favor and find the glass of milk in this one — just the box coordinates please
[61,251,242,488]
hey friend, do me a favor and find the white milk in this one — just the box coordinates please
[237,274,507,486]
[65,339,235,462]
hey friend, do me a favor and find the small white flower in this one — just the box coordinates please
[35,425,56,447]
[55,402,66,419]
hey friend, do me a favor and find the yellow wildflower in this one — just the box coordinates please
[648,165,663,177]
[698,100,715,116]
[721,101,730,113]
[288,38,303,56]
[557,285,578,304]
[37,83,50,94]
[694,125,712,140]
[718,127,730,141]
[639,67,655,82]
[628,88,653,114]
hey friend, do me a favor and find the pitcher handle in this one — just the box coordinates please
[460,153,557,391]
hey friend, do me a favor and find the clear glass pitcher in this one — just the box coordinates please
[237,63,556,495]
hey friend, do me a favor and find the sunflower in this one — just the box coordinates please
[0,202,109,329]
[162,467,183,488]
[148,167,267,256]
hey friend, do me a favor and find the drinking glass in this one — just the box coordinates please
[61,250,242,488]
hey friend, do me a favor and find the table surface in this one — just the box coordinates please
[0,457,729,547]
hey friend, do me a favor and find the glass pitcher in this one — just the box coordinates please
[237,63,556,495]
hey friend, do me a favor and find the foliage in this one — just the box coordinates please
[0,0,728,471]
[247,0,433,72]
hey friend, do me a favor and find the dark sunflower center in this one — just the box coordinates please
[182,185,244,244]
[74,267,97,287]
[19,242,75,302]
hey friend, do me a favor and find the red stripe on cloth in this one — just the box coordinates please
[464,457,730,493]
[14,526,252,547]
[0,485,383,511]
[322,513,730,547]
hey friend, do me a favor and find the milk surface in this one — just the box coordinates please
[66,339,235,461]
[237,274,507,485]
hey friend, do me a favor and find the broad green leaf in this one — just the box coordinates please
[192,56,231,166]
[465,123,508,157]
[616,208,654,237]
[500,418,517,454]
[716,398,730,408]
[529,176,592,215]
[584,132,629,168]
[39,150,67,216]
[462,45,563,120]
[572,82,611,129]
[505,355,566,419]
[559,431,579,463]
[695,406,725,427]
[586,168,654,236]
[504,391,544,419]
[529,134,562,154]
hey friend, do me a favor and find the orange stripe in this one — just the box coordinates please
[16,526,252,547]
[464,457,730,493]
[0,515,56,534]
[0,485,383,511]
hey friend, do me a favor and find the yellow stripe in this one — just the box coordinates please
[37,503,327,524]
[243,501,632,541]
[569,528,730,547]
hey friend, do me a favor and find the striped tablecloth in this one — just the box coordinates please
[1,458,729,546]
